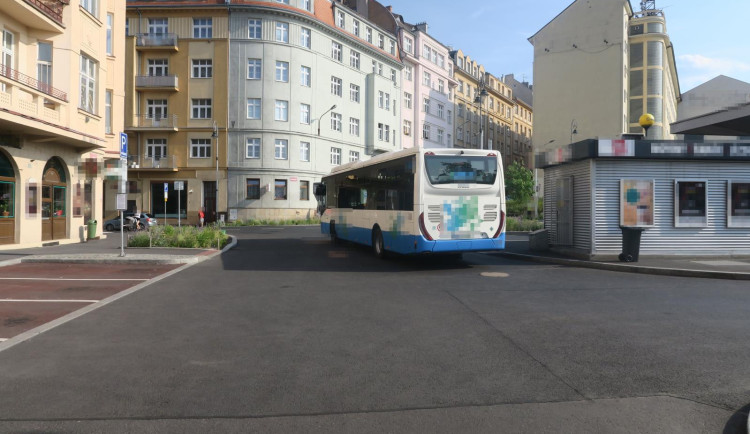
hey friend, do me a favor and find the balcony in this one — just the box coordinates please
[127,154,178,171]
[135,75,178,91]
[126,114,179,132]
[6,0,65,33]
[135,33,179,51]
[0,65,67,101]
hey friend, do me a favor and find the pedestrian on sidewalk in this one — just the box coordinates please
[199,207,205,227]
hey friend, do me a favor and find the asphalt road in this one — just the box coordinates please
[0,226,748,433]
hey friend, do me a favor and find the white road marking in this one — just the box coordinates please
[0,339,7,342]
[0,299,99,303]
[0,277,149,281]
[480,272,510,278]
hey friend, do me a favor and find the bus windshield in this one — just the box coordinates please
[424,154,498,185]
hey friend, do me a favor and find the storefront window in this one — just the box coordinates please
[53,186,66,217]
[0,181,14,218]
[728,181,750,228]
[675,180,707,227]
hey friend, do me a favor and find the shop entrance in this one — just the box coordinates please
[41,158,67,241]
[0,151,16,245]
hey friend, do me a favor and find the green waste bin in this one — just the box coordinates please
[619,226,645,262]
[87,220,97,240]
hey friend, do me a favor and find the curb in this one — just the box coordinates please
[498,251,750,281]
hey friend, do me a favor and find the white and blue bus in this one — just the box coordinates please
[315,147,506,257]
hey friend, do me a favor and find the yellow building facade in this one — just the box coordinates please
[124,2,228,225]
[1,0,125,247]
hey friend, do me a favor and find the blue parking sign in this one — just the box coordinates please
[120,133,128,161]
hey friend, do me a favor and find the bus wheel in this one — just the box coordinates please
[372,227,386,258]
[330,221,338,243]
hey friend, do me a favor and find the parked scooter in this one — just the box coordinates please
[124,215,144,231]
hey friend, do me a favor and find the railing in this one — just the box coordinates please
[136,33,178,48]
[23,0,64,25]
[0,64,67,101]
[127,154,177,169]
[131,114,178,129]
[136,75,178,88]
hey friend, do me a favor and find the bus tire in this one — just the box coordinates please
[330,221,338,243]
[372,227,386,258]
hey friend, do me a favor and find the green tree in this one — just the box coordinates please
[504,161,534,216]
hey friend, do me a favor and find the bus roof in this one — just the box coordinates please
[328,148,499,176]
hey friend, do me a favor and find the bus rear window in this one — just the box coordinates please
[425,155,498,185]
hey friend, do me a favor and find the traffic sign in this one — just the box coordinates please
[164,182,168,201]
[119,133,128,161]
[174,181,184,191]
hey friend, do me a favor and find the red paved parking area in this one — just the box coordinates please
[0,263,180,340]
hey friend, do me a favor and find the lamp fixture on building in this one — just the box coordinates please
[316,104,337,136]
[570,119,578,144]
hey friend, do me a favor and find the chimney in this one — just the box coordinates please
[356,0,369,18]
[415,22,428,33]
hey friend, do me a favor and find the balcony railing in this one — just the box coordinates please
[0,64,67,101]
[129,114,178,129]
[136,75,178,89]
[127,154,177,170]
[23,0,64,26]
[136,33,178,49]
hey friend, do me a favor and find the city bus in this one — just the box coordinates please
[315,147,506,257]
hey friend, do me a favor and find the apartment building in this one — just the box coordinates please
[392,18,456,149]
[529,0,680,152]
[1,0,125,247]
[226,0,402,220]
[124,1,229,224]
[483,72,517,169]
[450,49,485,150]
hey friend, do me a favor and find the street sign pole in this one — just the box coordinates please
[174,181,184,228]
[164,182,168,225]
[119,133,128,257]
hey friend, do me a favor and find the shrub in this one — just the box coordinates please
[225,217,320,227]
[127,225,229,249]
[506,217,544,233]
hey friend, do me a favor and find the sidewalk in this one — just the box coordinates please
[0,233,222,267]
[500,233,750,280]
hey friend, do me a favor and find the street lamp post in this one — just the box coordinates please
[212,121,219,225]
[474,82,489,150]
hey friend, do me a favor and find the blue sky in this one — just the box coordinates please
[386,0,750,92]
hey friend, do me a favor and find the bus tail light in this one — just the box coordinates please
[493,211,506,239]
[487,153,497,157]
[419,213,434,241]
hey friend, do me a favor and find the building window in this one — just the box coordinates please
[378,33,384,49]
[331,112,342,131]
[405,65,412,81]
[330,147,341,165]
[350,50,360,69]
[729,181,750,227]
[275,61,289,82]
[331,41,342,61]
[404,37,412,53]
[437,103,444,119]
[300,0,311,11]
[447,110,452,124]
[248,19,261,39]
[300,27,311,48]
[384,125,390,142]
[404,92,412,109]
[349,117,359,136]
[191,98,212,119]
[331,76,342,96]
[438,79,444,93]
[378,91,384,108]
[366,27,372,43]
[349,150,359,162]
[437,128,444,144]
[384,92,390,110]
[276,0,290,4]
[79,54,97,113]
[350,84,360,102]
[192,59,213,78]
[80,0,98,17]
[146,138,167,158]
[106,14,113,55]
[423,98,430,114]
[353,20,360,36]
[391,69,397,83]
[246,178,260,199]
[300,180,310,201]
[274,139,288,159]
[247,98,261,119]
[148,18,168,34]
[422,124,430,140]
[37,42,52,92]
[247,59,262,80]
[403,120,411,136]
[274,179,287,200]
[105,90,112,134]
[275,22,289,43]
[246,138,260,158]
[300,103,310,124]
[390,40,395,55]
[193,18,212,38]
[146,99,167,120]
[190,138,212,158]
[336,10,345,28]
[423,71,431,86]
[300,141,310,162]
[147,58,168,76]
[274,100,288,121]
[300,65,311,86]
[378,123,390,141]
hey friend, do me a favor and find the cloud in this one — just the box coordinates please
[678,54,750,74]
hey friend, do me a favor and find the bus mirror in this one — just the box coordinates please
[314,183,326,198]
